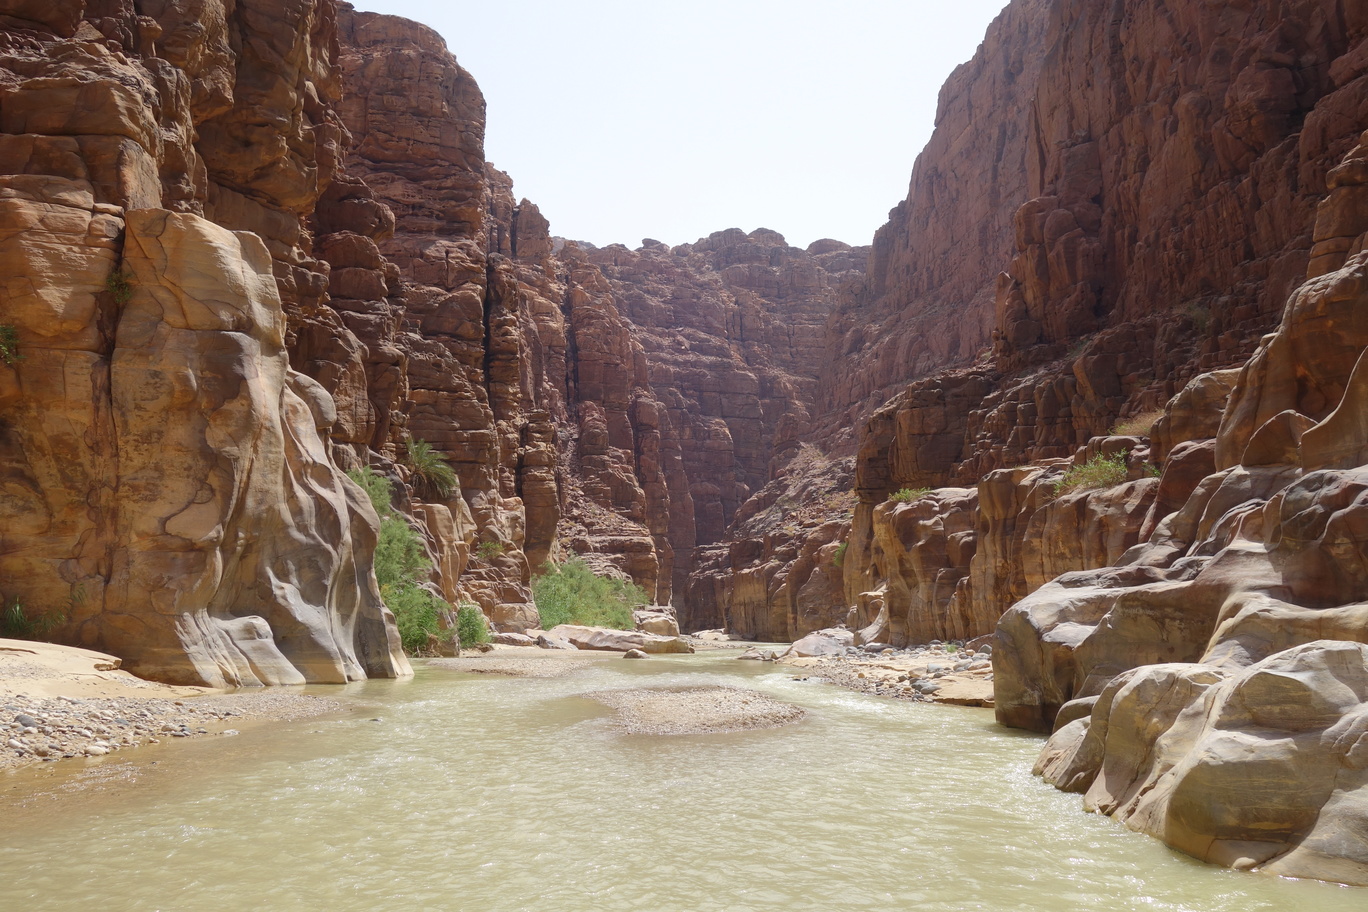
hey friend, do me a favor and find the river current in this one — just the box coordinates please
[0,652,1361,911]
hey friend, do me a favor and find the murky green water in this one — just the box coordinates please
[0,653,1362,911]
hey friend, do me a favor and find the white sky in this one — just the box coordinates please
[350,1,1012,250]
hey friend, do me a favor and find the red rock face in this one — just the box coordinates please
[584,231,865,615]
[813,0,1052,448]
[858,0,1368,506]
[5,0,1365,708]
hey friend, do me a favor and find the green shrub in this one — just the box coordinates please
[0,582,84,642]
[1053,452,1130,495]
[106,268,133,306]
[832,541,848,568]
[347,466,449,655]
[384,584,448,655]
[0,324,20,367]
[1183,302,1211,334]
[532,558,644,630]
[349,464,394,514]
[476,540,505,560]
[405,438,457,501]
[456,604,490,648]
[889,487,931,503]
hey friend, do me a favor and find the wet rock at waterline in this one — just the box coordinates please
[634,606,681,638]
[491,633,538,647]
[1035,643,1368,885]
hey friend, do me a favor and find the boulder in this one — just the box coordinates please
[781,628,854,658]
[634,606,680,637]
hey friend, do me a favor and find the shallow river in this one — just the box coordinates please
[1,653,1363,911]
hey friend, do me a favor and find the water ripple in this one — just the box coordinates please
[0,655,1362,911]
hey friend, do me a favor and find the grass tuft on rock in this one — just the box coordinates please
[0,324,20,367]
[889,487,931,503]
[1053,452,1130,495]
[348,466,450,655]
[1111,408,1164,438]
[0,599,64,641]
[533,558,645,631]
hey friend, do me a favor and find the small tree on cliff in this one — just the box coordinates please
[404,438,457,502]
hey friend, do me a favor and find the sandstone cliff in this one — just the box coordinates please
[836,0,1365,645]
[0,0,409,686]
[997,143,1368,878]
[0,0,876,671]
[329,7,869,624]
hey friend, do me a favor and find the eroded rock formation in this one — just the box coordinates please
[845,0,1368,643]
[998,233,1368,882]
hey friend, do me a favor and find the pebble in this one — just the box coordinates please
[1,691,341,773]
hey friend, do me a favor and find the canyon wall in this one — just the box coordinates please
[813,0,1052,447]
[697,0,1368,641]
[999,137,1368,879]
[828,0,1368,884]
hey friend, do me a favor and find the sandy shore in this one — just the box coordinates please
[1,633,990,775]
[0,639,343,773]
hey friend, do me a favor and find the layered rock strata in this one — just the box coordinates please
[857,0,1368,502]
[702,0,1368,641]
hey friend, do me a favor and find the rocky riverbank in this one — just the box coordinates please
[0,639,342,775]
[718,628,996,707]
[780,644,995,707]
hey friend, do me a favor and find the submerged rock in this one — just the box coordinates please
[546,625,693,655]
[588,686,805,735]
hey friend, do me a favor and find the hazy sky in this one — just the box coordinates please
[350,1,1012,250]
